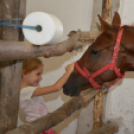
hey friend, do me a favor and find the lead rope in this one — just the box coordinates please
[0,18,41,31]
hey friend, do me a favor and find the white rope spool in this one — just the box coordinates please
[22,12,63,45]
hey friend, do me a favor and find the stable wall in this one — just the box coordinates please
[18,0,94,134]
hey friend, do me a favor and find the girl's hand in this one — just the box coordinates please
[65,62,75,73]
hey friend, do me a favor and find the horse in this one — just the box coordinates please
[63,12,134,96]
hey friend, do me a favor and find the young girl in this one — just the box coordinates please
[20,58,74,134]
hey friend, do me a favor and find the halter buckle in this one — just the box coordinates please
[86,75,90,79]
[114,46,120,50]
[100,85,108,92]
[109,61,116,64]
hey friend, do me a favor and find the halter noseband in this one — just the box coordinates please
[75,27,125,90]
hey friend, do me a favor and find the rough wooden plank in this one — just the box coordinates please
[0,0,26,133]
[102,0,112,23]
[18,0,26,41]
[0,31,100,61]
[93,92,103,129]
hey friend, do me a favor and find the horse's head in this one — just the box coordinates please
[63,12,134,96]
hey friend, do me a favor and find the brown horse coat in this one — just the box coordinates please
[63,12,134,96]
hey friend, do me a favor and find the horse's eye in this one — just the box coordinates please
[91,49,98,55]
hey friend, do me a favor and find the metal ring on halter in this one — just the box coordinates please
[100,85,108,92]
[114,46,120,50]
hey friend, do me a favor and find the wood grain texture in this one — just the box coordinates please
[0,0,26,133]
[0,31,101,61]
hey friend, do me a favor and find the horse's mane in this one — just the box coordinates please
[123,25,134,32]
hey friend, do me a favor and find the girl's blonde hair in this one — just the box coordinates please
[23,58,43,73]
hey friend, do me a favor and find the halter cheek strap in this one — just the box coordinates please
[75,27,125,90]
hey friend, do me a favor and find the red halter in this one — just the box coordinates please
[75,27,125,90]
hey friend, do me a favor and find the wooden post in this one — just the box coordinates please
[0,0,26,133]
[93,0,112,130]
[102,0,112,23]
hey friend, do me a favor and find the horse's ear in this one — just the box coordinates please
[112,12,121,26]
[98,14,113,33]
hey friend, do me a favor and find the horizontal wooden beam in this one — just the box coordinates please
[6,89,99,134]
[0,31,100,61]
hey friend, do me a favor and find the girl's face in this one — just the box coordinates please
[24,65,43,87]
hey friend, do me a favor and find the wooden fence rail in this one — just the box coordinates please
[0,31,100,61]
[6,89,98,134]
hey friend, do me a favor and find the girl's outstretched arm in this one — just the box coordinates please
[32,63,74,97]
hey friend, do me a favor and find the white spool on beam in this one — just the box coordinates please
[22,12,63,45]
